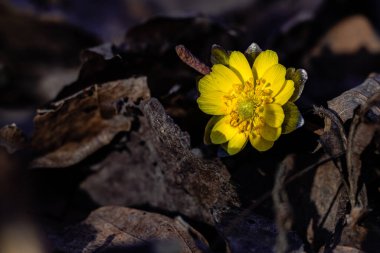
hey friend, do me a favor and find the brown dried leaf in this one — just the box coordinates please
[30,77,150,168]
[309,107,349,244]
[273,155,296,253]
[306,75,380,250]
[54,206,208,253]
[312,75,380,205]
[307,157,348,247]
[0,123,27,153]
[336,93,380,250]
[314,106,347,154]
[345,93,380,210]
[81,98,239,224]
[328,75,380,123]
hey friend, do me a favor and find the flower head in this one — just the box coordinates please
[197,44,306,155]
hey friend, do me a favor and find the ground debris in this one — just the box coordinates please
[0,123,27,153]
[81,98,239,224]
[301,74,380,251]
[52,206,209,253]
[327,75,380,123]
[30,77,150,168]
[2,2,380,252]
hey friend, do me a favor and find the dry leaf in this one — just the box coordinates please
[272,155,296,253]
[338,92,380,250]
[327,75,380,123]
[53,206,208,253]
[81,98,239,224]
[0,123,27,153]
[307,156,348,248]
[306,107,349,248]
[344,93,380,210]
[31,77,150,168]
[305,74,380,250]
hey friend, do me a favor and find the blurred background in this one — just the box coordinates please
[0,0,256,130]
[2,0,380,130]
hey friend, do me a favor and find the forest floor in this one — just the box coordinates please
[0,0,380,252]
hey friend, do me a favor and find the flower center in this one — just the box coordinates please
[237,98,259,120]
[226,77,274,134]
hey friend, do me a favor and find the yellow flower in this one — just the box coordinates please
[197,45,306,155]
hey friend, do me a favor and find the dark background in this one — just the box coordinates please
[2,0,380,130]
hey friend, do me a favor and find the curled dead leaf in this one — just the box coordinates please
[328,75,380,123]
[53,206,209,253]
[31,77,150,168]
[307,75,380,251]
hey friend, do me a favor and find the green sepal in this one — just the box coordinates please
[282,102,304,134]
[210,44,230,66]
[245,42,262,64]
[286,68,308,102]
[204,115,223,145]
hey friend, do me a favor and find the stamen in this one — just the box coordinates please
[226,77,275,134]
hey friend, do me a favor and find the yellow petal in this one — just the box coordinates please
[204,116,223,145]
[197,92,227,115]
[212,64,242,91]
[261,124,282,141]
[253,50,279,79]
[263,103,285,128]
[261,64,286,95]
[228,51,253,83]
[198,75,214,93]
[211,116,238,144]
[199,64,241,94]
[227,132,248,155]
[249,133,274,151]
[274,80,295,105]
